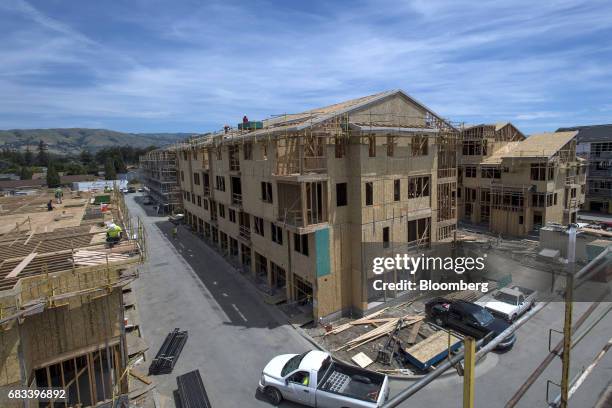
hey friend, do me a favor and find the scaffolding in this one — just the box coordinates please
[139,148,182,214]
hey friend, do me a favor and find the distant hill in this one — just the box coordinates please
[0,128,193,155]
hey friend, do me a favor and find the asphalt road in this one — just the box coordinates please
[126,194,313,408]
[127,194,611,408]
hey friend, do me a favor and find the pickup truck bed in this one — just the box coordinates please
[318,362,385,403]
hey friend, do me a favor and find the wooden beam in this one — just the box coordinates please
[5,252,37,279]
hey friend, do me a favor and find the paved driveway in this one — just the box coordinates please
[126,195,313,407]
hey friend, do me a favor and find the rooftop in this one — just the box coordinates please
[177,89,456,148]
[504,131,577,158]
[0,187,144,322]
[556,124,612,143]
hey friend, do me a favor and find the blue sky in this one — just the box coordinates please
[1,0,611,134]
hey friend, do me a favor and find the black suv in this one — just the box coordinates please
[425,298,516,350]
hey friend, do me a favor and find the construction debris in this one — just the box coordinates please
[352,352,374,368]
[336,315,424,352]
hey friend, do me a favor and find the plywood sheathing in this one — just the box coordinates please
[0,192,90,235]
[19,288,122,374]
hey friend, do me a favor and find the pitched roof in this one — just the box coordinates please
[481,131,578,164]
[180,89,455,148]
[503,131,578,159]
[556,124,612,143]
[263,89,454,131]
[481,142,521,164]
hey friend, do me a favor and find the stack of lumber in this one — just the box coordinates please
[325,308,391,336]
[73,249,132,266]
[446,284,497,303]
[336,315,424,352]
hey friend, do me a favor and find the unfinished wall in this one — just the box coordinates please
[20,288,123,378]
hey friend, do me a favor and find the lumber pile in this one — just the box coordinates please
[335,315,424,352]
[72,249,132,266]
[325,308,391,336]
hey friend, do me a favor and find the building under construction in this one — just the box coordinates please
[174,89,458,320]
[139,147,182,214]
[0,188,146,407]
[557,124,612,214]
[457,123,587,236]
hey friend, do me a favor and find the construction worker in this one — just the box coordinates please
[106,223,123,244]
[54,187,63,204]
[172,226,178,239]
[47,200,53,211]
[242,115,249,129]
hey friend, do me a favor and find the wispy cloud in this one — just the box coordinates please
[0,0,611,133]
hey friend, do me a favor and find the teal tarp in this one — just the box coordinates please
[315,228,330,277]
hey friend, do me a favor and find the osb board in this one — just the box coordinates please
[0,383,24,408]
[405,330,461,363]
[351,352,373,368]
[0,326,21,386]
[18,264,125,305]
[0,197,88,235]
[20,288,122,373]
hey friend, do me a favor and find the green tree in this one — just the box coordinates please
[46,161,60,187]
[19,166,33,180]
[36,140,48,166]
[24,147,34,166]
[86,162,99,175]
[114,155,127,173]
[104,158,117,180]
[80,150,93,164]
[65,162,86,175]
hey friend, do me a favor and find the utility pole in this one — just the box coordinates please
[560,224,577,408]
[463,336,476,408]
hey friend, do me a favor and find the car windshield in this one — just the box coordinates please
[474,308,495,326]
[281,352,308,377]
[493,292,517,305]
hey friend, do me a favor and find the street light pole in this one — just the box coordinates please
[560,224,577,408]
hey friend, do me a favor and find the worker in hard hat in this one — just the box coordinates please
[106,223,123,244]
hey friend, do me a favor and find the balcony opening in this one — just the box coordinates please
[203,173,210,196]
[239,211,251,240]
[229,145,240,171]
[278,181,327,227]
[231,176,242,206]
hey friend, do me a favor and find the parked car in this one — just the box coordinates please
[425,298,516,350]
[169,214,184,224]
[137,187,144,192]
[142,196,153,205]
[259,350,389,407]
[476,286,537,322]
[127,186,136,193]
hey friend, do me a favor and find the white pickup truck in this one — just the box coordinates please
[259,350,389,408]
[476,286,537,322]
